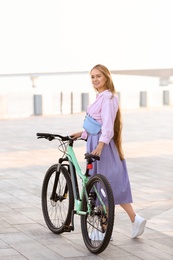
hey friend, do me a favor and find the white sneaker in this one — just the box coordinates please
[131,214,147,238]
[89,230,105,241]
[89,230,113,241]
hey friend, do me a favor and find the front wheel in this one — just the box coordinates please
[81,174,115,254]
[42,164,74,234]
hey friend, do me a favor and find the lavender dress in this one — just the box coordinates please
[86,133,133,205]
[83,90,133,205]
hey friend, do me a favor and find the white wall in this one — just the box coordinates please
[0,77,33,118]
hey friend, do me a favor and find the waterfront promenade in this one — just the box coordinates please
[0,107,173,259]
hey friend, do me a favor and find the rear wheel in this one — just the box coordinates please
[42,164,74,234]
[81,174,115,254]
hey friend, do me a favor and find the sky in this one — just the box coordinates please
[0,0,173,74]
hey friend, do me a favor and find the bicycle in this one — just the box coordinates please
[36,132,115,254]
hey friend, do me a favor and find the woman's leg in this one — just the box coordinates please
[120,203,136,222]
[120,203,147,238]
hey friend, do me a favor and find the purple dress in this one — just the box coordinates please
[86,133,133,205]
[82,90,133,205]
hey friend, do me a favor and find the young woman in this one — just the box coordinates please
[71,64,146,239]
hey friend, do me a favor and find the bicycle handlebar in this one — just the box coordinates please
[36,132,100,161]
[36,132,72,141]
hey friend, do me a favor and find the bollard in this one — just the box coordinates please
[81,93,89,112]
[163,90,169,105]
[140,91,147,107]
[33,94,42,115]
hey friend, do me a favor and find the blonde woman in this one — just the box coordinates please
[72,64,146,240]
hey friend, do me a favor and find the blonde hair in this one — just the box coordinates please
[90,64,124,160]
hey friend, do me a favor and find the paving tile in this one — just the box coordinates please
[11,241,65,260]
[0,256,26,260]
[144,237,173,255]
[0,232,34,245]
[0,240,10,249]
[0,211,35,225]
[119,243,173,260]
[0,248,20,257]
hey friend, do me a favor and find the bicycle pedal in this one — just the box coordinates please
[63,225,73,232]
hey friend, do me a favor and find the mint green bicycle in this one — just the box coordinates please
[37,133,115,254]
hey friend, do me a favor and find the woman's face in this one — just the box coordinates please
[90,68,107,92]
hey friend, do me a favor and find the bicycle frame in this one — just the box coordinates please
[66,144,89,215]
[62,142,106,216]
[36,133,106,216]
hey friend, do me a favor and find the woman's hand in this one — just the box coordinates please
[91,142,105,156]
[70,131,83,140]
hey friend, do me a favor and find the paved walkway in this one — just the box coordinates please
[0,107,173,259]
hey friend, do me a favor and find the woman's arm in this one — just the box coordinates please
[71,131,83,140]
[99,95,118,144]
[91,141,105,156]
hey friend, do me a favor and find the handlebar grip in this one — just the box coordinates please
[37,133,51,137]
[85,153,100,161]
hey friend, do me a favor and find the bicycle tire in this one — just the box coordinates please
[42,164,74,234]
[81,174,115,254]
